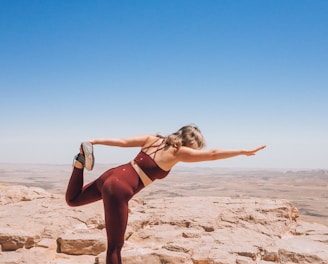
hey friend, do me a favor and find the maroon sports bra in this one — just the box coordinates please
[133,138,170,181]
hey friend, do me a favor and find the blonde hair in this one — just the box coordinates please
[164,125,205,150]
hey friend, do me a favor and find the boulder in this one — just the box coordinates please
[0,228,40,251]
[57,231,106,256]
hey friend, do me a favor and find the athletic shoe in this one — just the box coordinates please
[81,141,95,171]
[74,153,85,166]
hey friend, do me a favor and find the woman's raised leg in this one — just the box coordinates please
[65,155,102,206]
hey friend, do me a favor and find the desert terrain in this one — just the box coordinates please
[1,163,328,263]
[1,163,327,226]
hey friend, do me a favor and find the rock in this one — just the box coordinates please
[36,238,57,249]
[96,248,192,264]
[119,196,327,263]
[0,229,40,251]
[57,231,106,256]
[0,184,51,205]
[1,185,328,263]
[0,247,96,264]
[275,237,328,263]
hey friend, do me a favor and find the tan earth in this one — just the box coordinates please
[0,163,327,263]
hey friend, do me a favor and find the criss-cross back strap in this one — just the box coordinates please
[142,137,166,159]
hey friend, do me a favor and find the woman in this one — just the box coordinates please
[65,125,266,264]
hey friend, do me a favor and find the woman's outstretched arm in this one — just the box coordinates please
[176,145,266,163]
[89,135,150,148]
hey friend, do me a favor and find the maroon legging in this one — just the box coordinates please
[66,163,143,264]
[66,141,170,264]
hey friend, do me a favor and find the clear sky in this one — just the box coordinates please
[0,0,327,169]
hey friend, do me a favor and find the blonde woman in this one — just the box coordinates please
[66,125,266,264]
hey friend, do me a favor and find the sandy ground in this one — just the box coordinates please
[0,163,327,226]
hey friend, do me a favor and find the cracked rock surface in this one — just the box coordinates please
[1,184,328,264]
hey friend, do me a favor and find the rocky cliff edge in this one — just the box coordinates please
[0,184,327,264]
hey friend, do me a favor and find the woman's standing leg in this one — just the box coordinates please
[101,176,134,264]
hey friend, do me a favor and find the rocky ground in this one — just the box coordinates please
[1,184,328,264]
[1,164,328,263]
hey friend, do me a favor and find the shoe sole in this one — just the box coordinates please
[81,142,94,171]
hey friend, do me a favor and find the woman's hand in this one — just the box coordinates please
[242,145,266,156]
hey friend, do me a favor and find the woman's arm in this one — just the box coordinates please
[176,145,266,163]
[89,135,150,148]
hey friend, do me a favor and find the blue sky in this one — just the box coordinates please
[0,0,327,169]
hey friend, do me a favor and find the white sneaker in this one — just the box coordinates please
[81,142,94,171]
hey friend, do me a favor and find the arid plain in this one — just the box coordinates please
[0,163,327,226]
